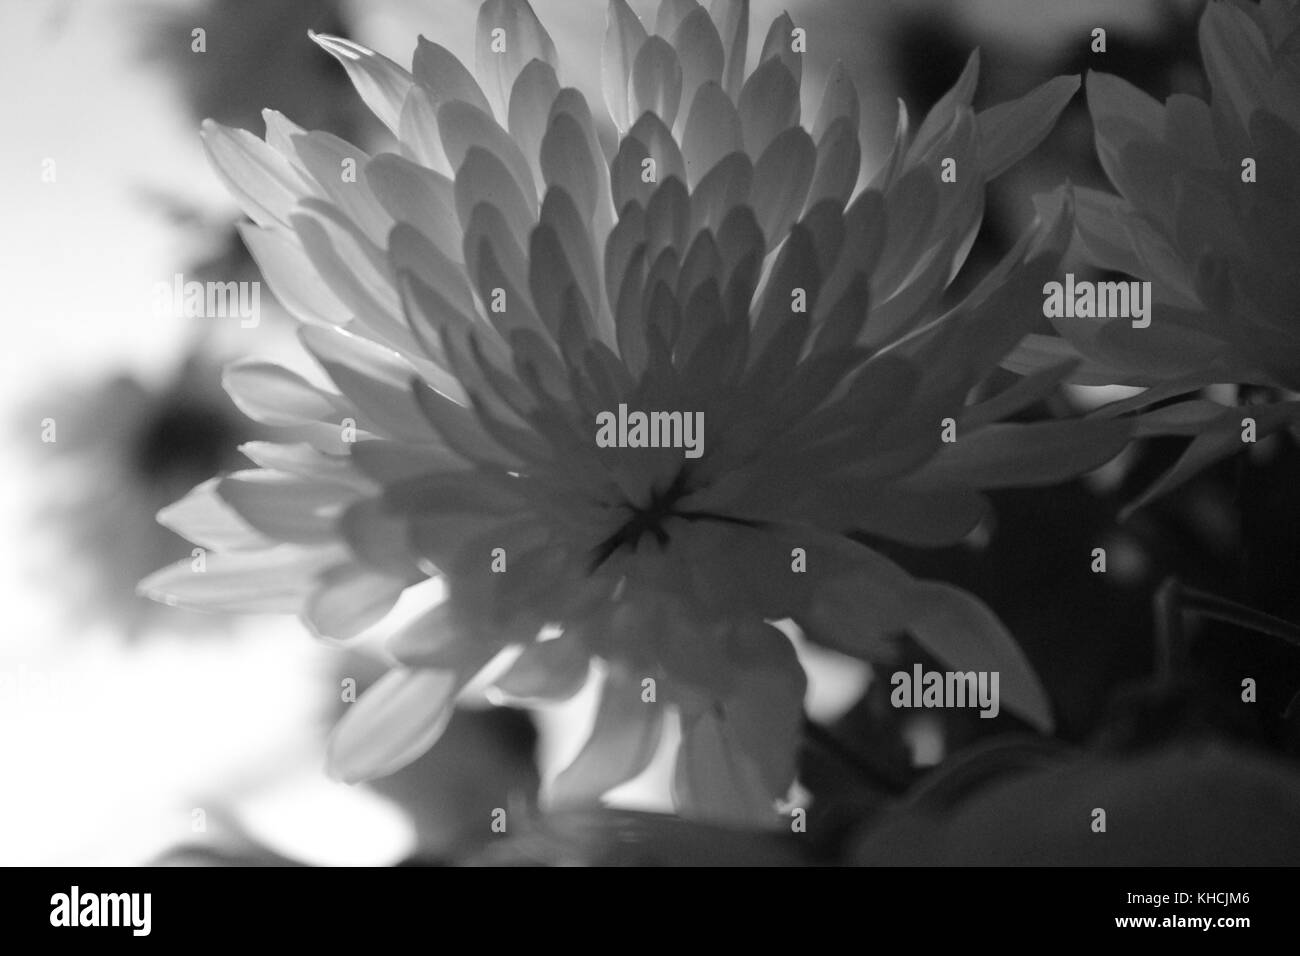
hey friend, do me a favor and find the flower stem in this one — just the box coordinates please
[1153,575,1300,681]
[1179,584,1300,650]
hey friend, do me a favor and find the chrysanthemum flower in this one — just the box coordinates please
[143,0,1123,823]
[1023,0,1300,509]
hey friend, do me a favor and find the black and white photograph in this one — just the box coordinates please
[1,0,1297,934]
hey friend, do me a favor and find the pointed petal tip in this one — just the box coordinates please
[309,31,359,55]
[323,742,364,784]
[135,565,188,608]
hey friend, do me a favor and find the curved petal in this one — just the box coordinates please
[548,664,664,806]
[631,35,684,129]
[310,33,413,136]
[327,668,470,782]
[476,0,559,120]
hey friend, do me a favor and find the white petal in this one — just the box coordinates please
[604,199,646,305]
[758,11,801,89]
[552,90,616,237]
[238,441,377,493]
[261,109,309,164]
[412,36,493,116]
[491,633,591,702]
[548,665,664,806]
[386,603,504,670]
[156,478,269,552]
[388,224,479,344]
[603,0,649,134]
[628,111,686,185]
[290,131,392,247]
[300,325,441,444]
[290,204,418,357]
[689,152,752,237]
[709,0,749,100]
[139,544,347,614]
[751,222,818,357]
[475,0,558,121]
[541,187,608,345]
[645,176,691,262]
[304,565,408,642]
[541,110,602,223]
[631,35,683,129]
[437,99,538,216]
[528,221,588,339]
[238,224,352,327]
[672,7,725,137]
[656,0,699,38]
[310,32,413,136]
[326,668,465,783]
[462,204,546,343]
[681,81,741,187]
[672,623,804,825]
[737,57,799,157]
[398,87,454,178]
[200,121,304,228]
[393,261,485,385]
[412,377,525,469]
[750,126,815,246]
[365,153,462,264]
[812,60,859,142]
[806,115,860,211]
[222,359,348,427]
[451,141,537,242]
[508,59,561,192]
[216,470,357,545]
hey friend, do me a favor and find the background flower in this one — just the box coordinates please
[1019,0,1300,511]
[24,351,259,636]
[853,738,1300,865]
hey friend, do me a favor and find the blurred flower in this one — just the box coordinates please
[30,354,259,636]
[1023,0,1300,511]
[853,738,1300,865]
[143,0,1120,823]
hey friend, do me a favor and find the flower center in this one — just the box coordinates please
[588,469,768,572]
[590,470,691,570]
